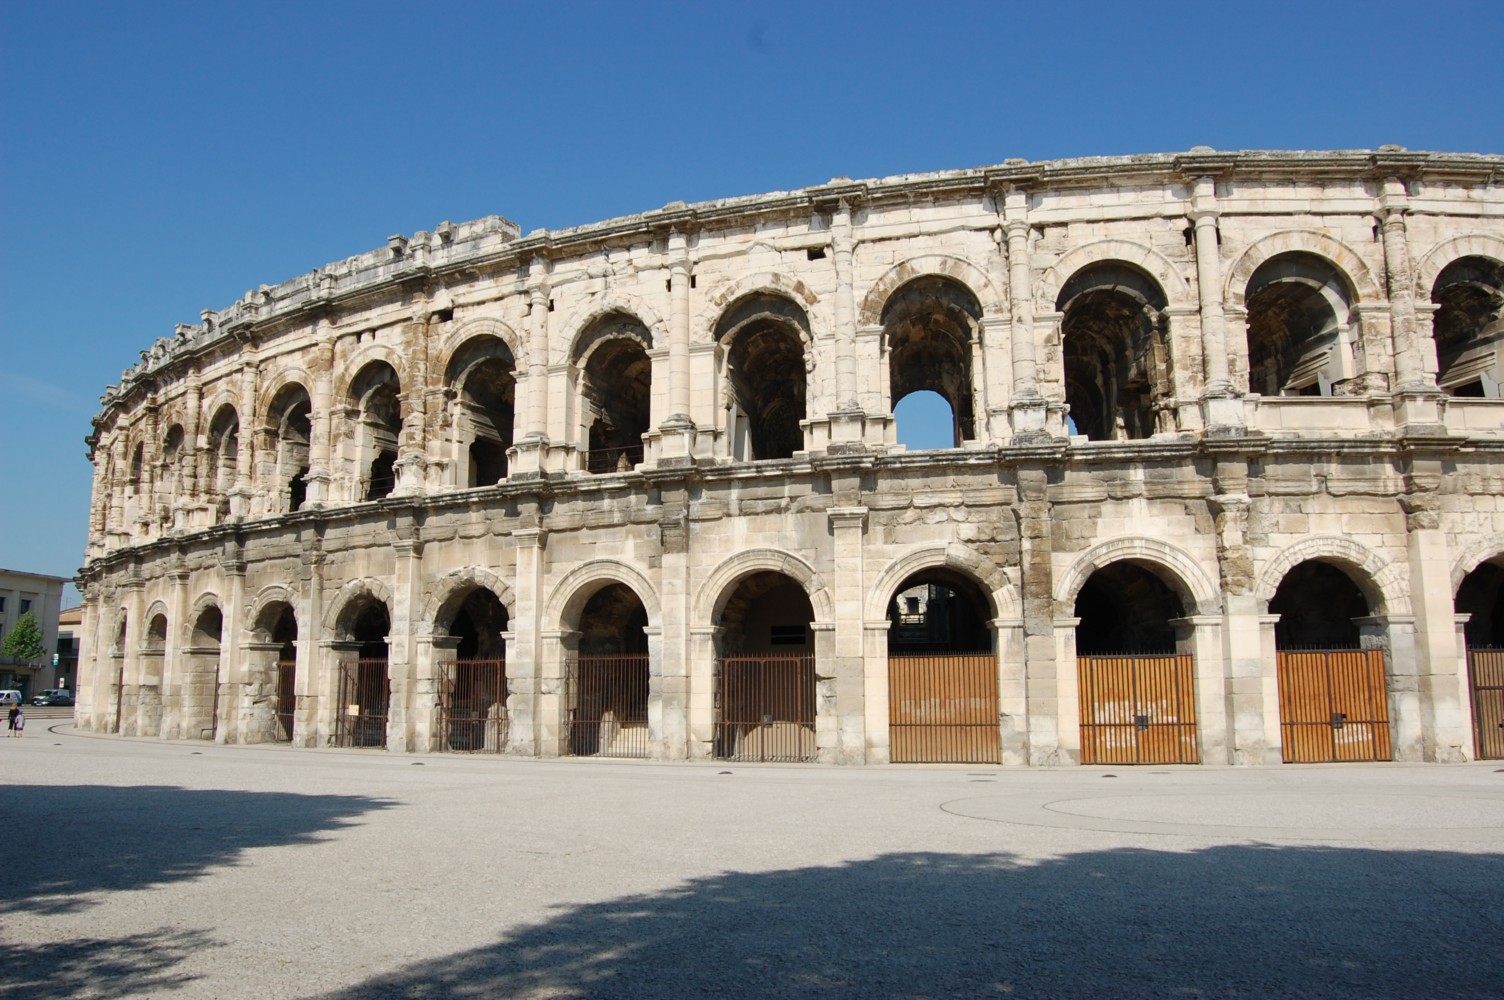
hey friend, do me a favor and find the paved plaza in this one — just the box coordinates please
[3,719,1502,999]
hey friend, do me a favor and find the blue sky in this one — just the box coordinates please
[2,0,1501,602]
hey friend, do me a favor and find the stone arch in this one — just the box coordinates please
[1254,535,1409,616]
[256,367,315,422]
[322,577,396,635]
[142,600,171,650]
[695,548,834,625]
[1451,534,1504,595]
[199,389,241,433]
[858,254,1004,327]
[1225,230,1383,307]
[561,299,668,361]
[1055,536,1221,616]
[1413,234,1504,300]
[865,543,1021,622]
[543,559,663,631]
[1036,240,1194,312]
[333,345,407,403]
[415,567,519,638]
[698,272,826,342]
[437,316,526,376]
[246,585,298,637]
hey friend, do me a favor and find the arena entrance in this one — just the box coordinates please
[714,572,817,762]
[885,571,999,764]
[1074,563,1199,765]
[435,588,509,753]
[1271,561,1392,763]
[1456,559,1504,759]
[259,603,297,742]
[183,606,224,741]
[565,583,649,758]
[334,597,390,749]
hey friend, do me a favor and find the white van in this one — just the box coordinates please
[0,690,23,707]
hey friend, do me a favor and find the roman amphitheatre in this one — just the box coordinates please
[75,147,1504,766]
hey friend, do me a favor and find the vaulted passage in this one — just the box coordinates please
[566,583,649,758]
[717,294,808,461]
[577,314,651,473]
[206,405,239,520]
[349,363,402,500]
[715,572,816,762]
[1245,253,1355,396]
[1456,560,1504,758]
[883,277,978,446]
[335,596,390,748]
[1432,256,1504,397]
[437,587,509,752]
[1059,263,1170,441]
[447,337,516,487]
[266,384,311,512]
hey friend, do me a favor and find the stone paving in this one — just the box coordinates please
[3,720,1502,999]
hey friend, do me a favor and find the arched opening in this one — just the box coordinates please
[446,337,516,487]
[183,605,223,741]
[1269,559,1390,762]
[436,587,510,752]
[159,424,184,526]
[715,295,809,461]
[885,569,998,763]
[335,594,390,748]
[1073,562,1198,764]
[1058,262,1171,441]
[893,390,956,452]
[576,314,651,473]
[253,602,298,743]
[205,405,239,521]
[128,442,144,495]
[1456,559,1504,758]
[1431,256,1504,397]
[714,571,816,762]
[266,384,312,513]
[882,277,978,447]
[566,583,650,757]
[1245,252,1357,397]
[348,363,402,501]
[137,611,168,736]
[112,615,128,733]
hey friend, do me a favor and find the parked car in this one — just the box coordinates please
[0,690,23,707]
[32,690,74,706]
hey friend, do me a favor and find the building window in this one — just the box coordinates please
[19,599,31,614]
[0,596,6,613]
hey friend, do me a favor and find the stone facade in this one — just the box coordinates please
[75,148,1504,764]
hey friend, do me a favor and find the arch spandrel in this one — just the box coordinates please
[542,559,662,631]
[1036,240,1193,313]
[437,316,526,378]
[858,255,1004,327]
[865,543,1020,622]
[1054,537,1221,616]
[1413,235,1504,299]
[694,548,834,626]
[1253,535,1409,617]
[1224,230,1382,307]
[322,577,395,635]
[1450,534,1504,595]
[415,567,519,638]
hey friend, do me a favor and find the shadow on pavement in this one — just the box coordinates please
[315,846,1504,1000]
[0,929,213,1000]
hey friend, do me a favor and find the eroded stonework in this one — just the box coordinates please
[76,149,1504,765]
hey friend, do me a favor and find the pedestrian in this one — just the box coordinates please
[6,704,17,737]
[12,706,21,737]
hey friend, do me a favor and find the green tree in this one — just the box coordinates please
[2,611,47,663]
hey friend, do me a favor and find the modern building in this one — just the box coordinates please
[0,569,67,699]
[75,148,1504,765]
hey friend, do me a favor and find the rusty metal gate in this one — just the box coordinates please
[566,655,649,758]
[437,658,508,752]
[888,654,1000,763]
[1276,649,1391,763]
[1468,648,1504,759]
[334,658,389,748]
[275,658,295,742]
[716,654,816,762]
[1078,654,1200,764]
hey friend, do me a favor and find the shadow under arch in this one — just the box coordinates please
[1254,535,1409,617]
[1055,536,1220,617]
[695,548,833,626]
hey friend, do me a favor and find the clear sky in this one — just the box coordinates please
[2,0,1501,603]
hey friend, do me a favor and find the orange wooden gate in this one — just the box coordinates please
[1468,649,1504,760]
[1276,649,1391,763]
[1078,655,1199,764]
[888,654,1000,763]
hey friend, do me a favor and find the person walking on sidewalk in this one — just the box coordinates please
[6,704,19,737]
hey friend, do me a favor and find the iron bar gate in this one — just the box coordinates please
[1276,649,1391,762]
[888,653,1000,763]
[437,658,509,752]
[566,655,649,758]
[1467,648,1504,760]
[1078,654,1200,765]
[334,658,389,748]
[715,654,816,762]
[275,658,296,742]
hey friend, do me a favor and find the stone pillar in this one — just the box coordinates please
[1402,485,1471,761]
[688,625,722,759]
[1258,614,1283,757]
[387,530,422,752]
[993,617,1029,765]
[539,628,575,757]
[658,232,697,460]
[862,620,892,764]
[1361,614,1423,760]
[1190,177,1233,398]
[118,575,145,736]
[416,633,458,753]
[304,337,335,507]
[297,541,324,748]
[828,506,868,763]
[646,624,685,759]
[1209,483,1273,763]
[321,639,363,747]
[832,200,859,413]
[228,359,258,519]
[393,309,430,497]
[507,526,545,756]
[239,640,284,744]
[181,376,202,505]
[1379,178,1429,391]
[1052,616,1081,763]
[1018,468,1063,762]
[1003,191,1047,439]
[1453,614,1478,759]
[218,552,246,743]
[1175,614,1229,764]
[511,261,552,475]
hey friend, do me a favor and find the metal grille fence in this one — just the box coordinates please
[437,658,509,752]
[888,653,1000,763]
[566,655,649,757]
[586,444,644,474]
[334,658,389,748]
[1467,648,1504,760]
[275,659,295,742]
[1078,654,1200,765]
[1276,649,1391,763]
[715,654,816,762]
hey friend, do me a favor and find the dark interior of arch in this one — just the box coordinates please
[1073,561,1184,654]
[887,569,992,653]
[206,406,239,497]
[446,587,509,660]
[883,277,979,445]
[716,295,810,461]
[718,572,815,655]
[577,583,649,655]
[1245,252,1351,396]
[464,360,516,486]
[129,443,143,491]
[349,363,402,500]
[191,606,223,648]
[579,321,652,473]
[1058,263,1169,441]
[269,385,312,511]
[1431,256,1504,397]
[1456,562,1504,648]
[343,597,391,660]
[146,613,168,649]
[1269,560,1369,649]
